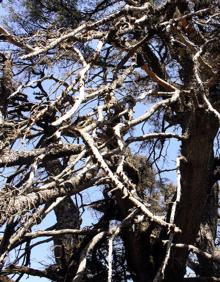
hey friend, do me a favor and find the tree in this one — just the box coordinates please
[0,0,220,281]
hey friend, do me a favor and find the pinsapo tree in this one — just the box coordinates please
[0,0,220,281]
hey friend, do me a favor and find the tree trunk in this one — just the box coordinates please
[164,108,219,281]
[195,183,220,277]
[45,159,81,281]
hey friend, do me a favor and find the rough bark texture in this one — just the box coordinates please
[164,109,219,281]
[45,157,81,281]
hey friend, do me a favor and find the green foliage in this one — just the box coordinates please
[7,0,81,31]
[24,0,80,26]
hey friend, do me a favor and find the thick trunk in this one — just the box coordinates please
[45,159,81,281]
[117,195,158,282]
[41,123,81,281]
[164,109,219,281]
[121,229,159,282]
[195,184,220,277]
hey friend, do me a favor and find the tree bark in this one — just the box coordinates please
[45,159,81,282]
[195,183,220,277]
[164,108,219,281]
